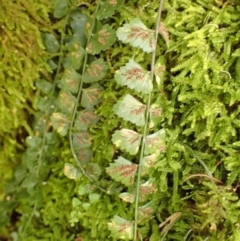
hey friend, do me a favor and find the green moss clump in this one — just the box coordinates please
[0,0,51,201]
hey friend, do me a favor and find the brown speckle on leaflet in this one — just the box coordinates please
[98,37,106,45]
[123,68,145,81]
[130,105,146,115]
[110,0,117,6]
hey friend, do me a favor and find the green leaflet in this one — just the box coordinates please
[58,67,81,93]
[138,179,157,202]
[51,112,69,136]
[97,0,125,20]
[42,33,60,53]
[75,148,93,167]
[137,202,155,223]
[53,0,69,18]
[89,193,101,204]
[83,58,108,83]
[149,101,163,128]
[81,84,103,108]
[108,216,134,240]
[70,10,88,44]
[63,44,86,70]
[119,179,157,204]
[86,24,116,55]
[21,173,38,190]
[106,156,138,186]
[63,163,82,180]
[118,192,135,203]
[35,79,53,95]
[57,91,76,115]
[142,153,159,176]
[72,197,81,207]
[145,129,166,155]
[113,94,146,126]
[154,56,166,86]
[72,131,91,149]
[78,183,97,195]
[85,163,102,180]
[74,109,99,131]
[117,18,155,53]
[115,59,152,94]
[26,136,42,148]
[158,22,170,47]
[112,129,142,155]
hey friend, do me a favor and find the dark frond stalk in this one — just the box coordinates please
[69,0,112,194]
[133,0,165,240]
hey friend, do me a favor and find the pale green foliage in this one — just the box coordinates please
[0,0,51,203]
[113,94,146,126]
[115,59,153,93]
[117,18,155,53]
[2,0,240,240]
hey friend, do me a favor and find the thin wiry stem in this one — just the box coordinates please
[69,1,114,194]
[133,0,165,240]
[22,12,70,239]
[36,15,69,177]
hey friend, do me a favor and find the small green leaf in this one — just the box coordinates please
[75,109,99,131]
[63,44,85,70]
[106,156,138,186]
[82,203,91,210]
[21,174,38,190]
[81,84,103,108]
[97,0,125,20]
[112,129,142,155]
[14,166,27,184]
[86,24,116,54]
[63,163,82,180]
[115,59,152,94]
[119,192,135,203]
[73,131,91,149]
[78,184,97,195]
[75,148,92,167]
[51,112,69,136]
[158,22,169,47]
[53,0,68,18]
[85,163,101,180]
[45,132,59,144]
[119,180,157,204]
[42,33,60,53]
[83,59,108,83]
[72,197,81,207]
[138,202,155,223]
[154,56,166,86]
[57,91,76,115]
[139,179,157,202]
[108,216,133,240]
[26,136,42,148]
[36,96,51,112]
[113,94,146,126]
[145,129,165,155]
[89,193,100,203]
[142,153,159,176]
[70,10,88,35]
[149,105,163,128]
[36,79,53,94]
[117,18,155,53]
[59,68,81,93]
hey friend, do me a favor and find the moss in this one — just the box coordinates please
[0,0,51,199]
